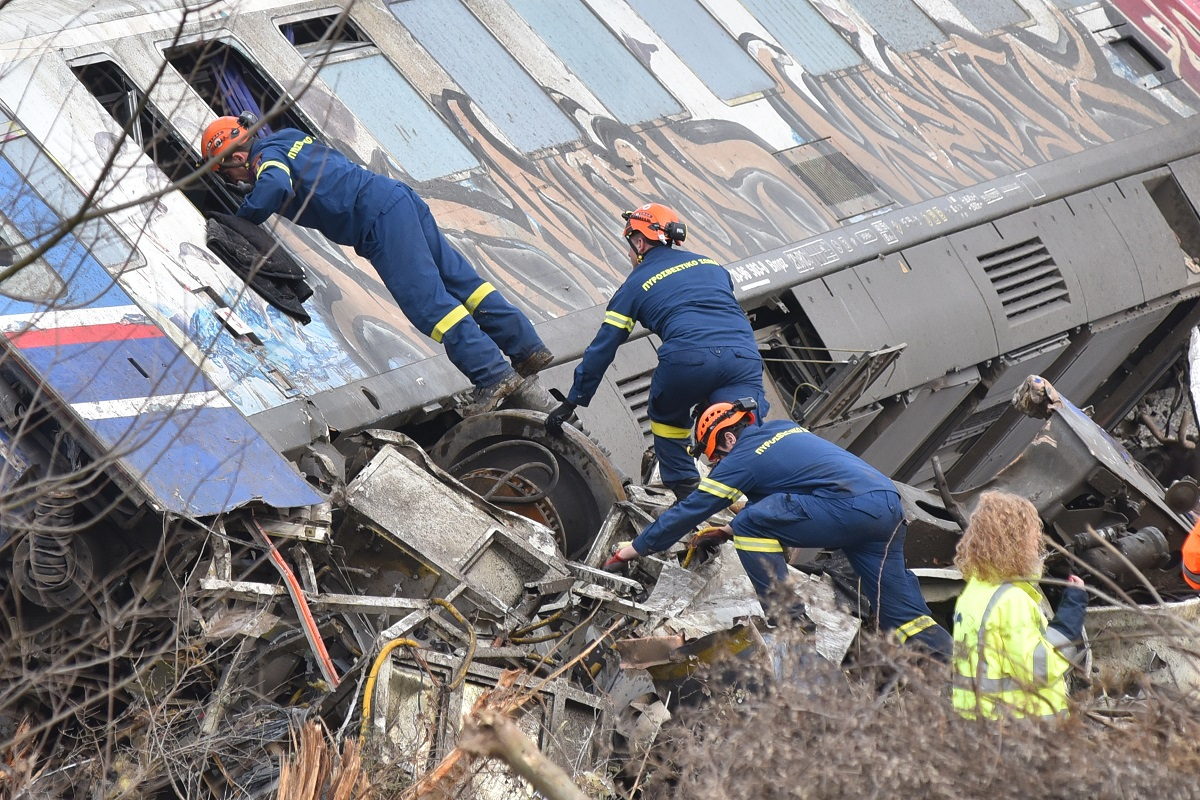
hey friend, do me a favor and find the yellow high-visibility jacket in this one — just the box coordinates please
[952,578,1076,720]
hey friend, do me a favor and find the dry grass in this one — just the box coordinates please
[640,625,1200,800]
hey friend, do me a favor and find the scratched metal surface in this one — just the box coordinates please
[0,0,1197,422]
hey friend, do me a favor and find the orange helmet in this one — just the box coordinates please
[689,398,757,460]
[622,203,686,246]
[201,116,249,169]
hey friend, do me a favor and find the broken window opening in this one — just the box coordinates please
[279,12,479,180]
[72,59,242,215]
[761,296,838,422]
[165,40,314,138]
[1110,35,1166,78]
[1145,173,1200,274]
[281,13,367,60]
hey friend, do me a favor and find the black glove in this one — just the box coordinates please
[545,401,577,436]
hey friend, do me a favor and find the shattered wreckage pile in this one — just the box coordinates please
[7,373,1200,797]
[262,424,845,796]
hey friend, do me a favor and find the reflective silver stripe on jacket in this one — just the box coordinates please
[1045,626,1083,665]
[974,582,1017,689]
[952,673,1023,693]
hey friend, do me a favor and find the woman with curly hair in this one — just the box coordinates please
[951,490,1088,720]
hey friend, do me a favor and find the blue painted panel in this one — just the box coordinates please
[508,0,681,124]
[735,0,862,75]
[389,0,580,153]
[628,0,777,100]
[18,336,213,404]
[0,165,129,312]
[88,407,319,516]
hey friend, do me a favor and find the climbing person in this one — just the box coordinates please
[603,400,953,659]
[201,114,552,415]
[544,203,767,501]
[951,490,1089,719]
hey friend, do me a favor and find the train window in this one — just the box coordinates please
[506,0,682,124]
[737,0,863,74]
[0,116,141,302]
[388,0,580,154]
[71,59,242,214]
[844,0,946,53]
[951,0,1029,33]
[164,40,314,137]
[626,0,775,103]
[279,13,479,180]
[0,225,64,303]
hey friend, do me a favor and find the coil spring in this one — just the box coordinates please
[28,489,76,591]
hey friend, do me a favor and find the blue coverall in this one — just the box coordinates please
[566,245,767,487]
[629,420,953,657]
[235,129,544,388]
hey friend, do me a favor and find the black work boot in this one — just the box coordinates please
[513,346,554,378]
[665,478,700,503]
[462,371,524,417]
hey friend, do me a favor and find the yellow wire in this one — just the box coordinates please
[432,598,477,690]
[360,637,420,744]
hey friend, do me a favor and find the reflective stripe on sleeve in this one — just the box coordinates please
[430,305,469,343]
[1032,643,1049,683]
[604,311,634,331]
[256,159,292,179]
[465,282,495,313]
[699,476,740,501]
[895,615,936,643]
[733,536,784,553]
[1184,561,1200,589]
[650,420,692,439]
[952,672,1024,694]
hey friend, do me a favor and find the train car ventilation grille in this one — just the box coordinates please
[775,139,892,220]
[977,237,1070,321]
[616,370,654,448]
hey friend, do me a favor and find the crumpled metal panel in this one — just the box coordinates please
[344,442,567,612]
[1083,597,1200,693]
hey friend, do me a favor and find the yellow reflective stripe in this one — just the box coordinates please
[733,536,784,553]
[256,159,292,180]
[699,477,740,501]
[895,615,936,643]
[464,282,496,313]
[430,305,469,343]
[604,311,634,331]
[650,420,692,440]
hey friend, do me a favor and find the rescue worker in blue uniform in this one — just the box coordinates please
[201,115,551,415]
[546,203,767,501]
[604,400,953,659]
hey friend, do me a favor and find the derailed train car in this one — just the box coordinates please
[4,0,1200,792]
